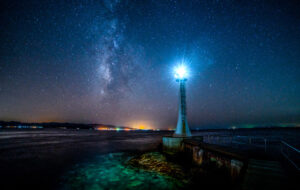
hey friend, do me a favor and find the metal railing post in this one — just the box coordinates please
[264,139,267,152]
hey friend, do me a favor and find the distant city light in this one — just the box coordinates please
[126,120,154,130]
[138,125,146,130]
[174,65,188,79]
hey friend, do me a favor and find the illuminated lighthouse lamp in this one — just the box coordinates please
[174,65,188,80]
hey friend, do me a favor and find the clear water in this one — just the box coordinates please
[60,153,184,190]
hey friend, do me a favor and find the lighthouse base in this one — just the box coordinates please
[162,136,189,154]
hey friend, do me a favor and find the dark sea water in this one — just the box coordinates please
[0,128,299,190]
[0,129,171,190]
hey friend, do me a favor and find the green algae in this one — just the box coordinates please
[60,153,185,190]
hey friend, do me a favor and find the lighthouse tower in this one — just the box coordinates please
[174,78,191,137]
[162,64,192,152]
[173,65,191,137]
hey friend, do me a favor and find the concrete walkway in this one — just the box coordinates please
[242,159,287,190]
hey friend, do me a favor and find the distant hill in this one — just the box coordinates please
[0,121,133,130]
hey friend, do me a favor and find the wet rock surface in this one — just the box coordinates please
[127,152,188,180]
[128,151,239,190]
[60,152,186,190]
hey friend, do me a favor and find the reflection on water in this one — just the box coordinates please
[60,153,184,190]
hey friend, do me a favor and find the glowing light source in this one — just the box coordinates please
[138,125,146,130]
[174,65,188,79]
[127,120,154,130]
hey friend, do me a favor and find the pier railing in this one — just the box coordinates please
[203,135,280,150]
[202,135,300,172]
[280,140,300,171]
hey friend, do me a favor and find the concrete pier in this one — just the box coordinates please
[162,136,187,153]
[183,138,246,180]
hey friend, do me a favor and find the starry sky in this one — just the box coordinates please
[0,0,299,129]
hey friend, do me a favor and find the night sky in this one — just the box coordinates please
[0,0,299,129]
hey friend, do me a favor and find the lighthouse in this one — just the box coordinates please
[173,65,192,137]
[162,64,192,152]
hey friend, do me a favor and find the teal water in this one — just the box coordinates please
[60,153,185,190]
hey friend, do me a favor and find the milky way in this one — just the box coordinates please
[0,0,299,129]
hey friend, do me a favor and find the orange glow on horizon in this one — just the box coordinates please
[96,126,109,130]
[126,120,155,130]
[138,125,146,130]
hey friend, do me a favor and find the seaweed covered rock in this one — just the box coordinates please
[127,152,187,180]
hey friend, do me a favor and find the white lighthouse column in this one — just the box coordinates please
[174,79,191,137]
[162,64,192,152]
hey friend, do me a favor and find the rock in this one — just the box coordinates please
[127,152,187,180]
